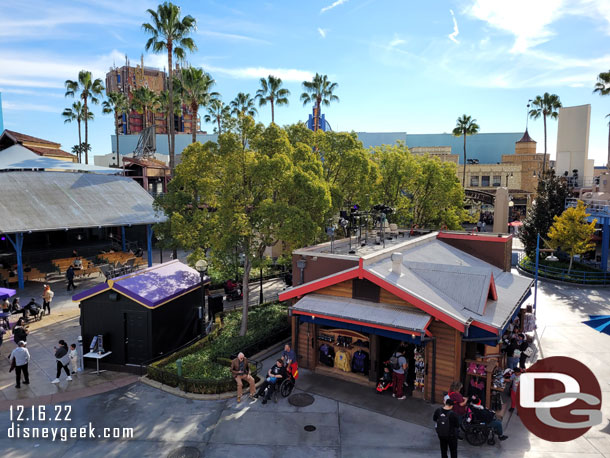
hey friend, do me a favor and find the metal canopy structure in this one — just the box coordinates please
[0,171,166,288]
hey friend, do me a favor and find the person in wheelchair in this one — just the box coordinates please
[467,395,508,441]
[254,359,287,405]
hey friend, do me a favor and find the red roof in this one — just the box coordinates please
[24,145,76,160]
[2,130,60,147]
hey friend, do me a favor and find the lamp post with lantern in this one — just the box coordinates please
[195,259,210,336]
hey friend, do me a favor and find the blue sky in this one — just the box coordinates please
[1,0,610,165]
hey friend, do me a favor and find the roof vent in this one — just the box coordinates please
[391,252,403,275]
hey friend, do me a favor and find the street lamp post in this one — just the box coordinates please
[195,259,209,337]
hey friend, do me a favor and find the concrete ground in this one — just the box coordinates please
[1,260,609,456]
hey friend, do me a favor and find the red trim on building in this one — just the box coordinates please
[291,310,424,337]
[470,320,499,334]
[488,274,498,301]
[360,270,466,332]
[437,232,512,243]
[278,267,359,301]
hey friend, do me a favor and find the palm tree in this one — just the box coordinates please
[102,92,129,167]
[230,92,257,117]
[204,98,230,134]
[65,70,105,164]
[131,87,159,130]
[529,92,562,174]
[143,2,197,173]
[71,144,83,163]
[175,67,218,143]
[300,73,339,131]
[452,114,480,187]
[158,88,182,155]
[62,101,91,162]
[255,75,290,124]
[594,71,610,168]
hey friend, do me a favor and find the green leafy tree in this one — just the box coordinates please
[64,70,105,164]
[204,98,230,134]
[175,67,218,143]
[300,73,339,131]
[529,93,562,174]
[593,70,610,165]
[159,123,332,336]
[143,1,197,173]
[230,92,258,118]
[519,170,571,257]
[62,101,92,163]
[371,142,465,229]
[547,200,596,273]
[130,87,159,129]
[452,114,480,187]
[255,75,290,124]
[102,92,129,166]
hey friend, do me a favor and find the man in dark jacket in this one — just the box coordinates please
[66,266,76,291]
[255,359,287,405]
[230,352,256,403]
[433,398,459,458]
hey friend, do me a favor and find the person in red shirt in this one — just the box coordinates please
[447,381,469,439]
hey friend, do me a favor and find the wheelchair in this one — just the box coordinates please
[271,362,298,402]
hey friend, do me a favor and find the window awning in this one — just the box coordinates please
[290,294,432,335]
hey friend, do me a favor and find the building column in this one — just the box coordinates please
[146,225,153,267]
[6,233,24,289]
[121,226,126,252]
[601,217,609,272]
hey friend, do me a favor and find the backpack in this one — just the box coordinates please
[389,353,400,371]
[435,409,452,438]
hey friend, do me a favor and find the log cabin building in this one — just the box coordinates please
[279,231,532,405]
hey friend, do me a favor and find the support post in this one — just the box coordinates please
[121,226,126,252]
[534,233,540,317]
[6,233,24,290]
[601,218,609,273]
[146,224,153,267]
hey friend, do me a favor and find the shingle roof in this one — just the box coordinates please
[290,294,431,333]
[2,129,60,147]
[24,145,75,159]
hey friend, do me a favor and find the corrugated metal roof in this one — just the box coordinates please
[291,293,431,332]
[0,171,165,233]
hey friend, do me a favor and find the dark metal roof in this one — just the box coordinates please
[0,171,165,233]
[517,129,536,143]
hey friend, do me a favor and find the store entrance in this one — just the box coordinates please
[378,336,425,398]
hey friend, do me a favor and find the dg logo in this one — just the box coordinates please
[517,356,603,442]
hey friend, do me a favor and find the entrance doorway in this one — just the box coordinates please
[379,336,419,397]
[124,311,148,364]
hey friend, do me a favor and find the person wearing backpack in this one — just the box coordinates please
[433,398,459,458]
[390,346,408,400]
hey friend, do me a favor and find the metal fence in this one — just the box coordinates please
[518,253,610,285]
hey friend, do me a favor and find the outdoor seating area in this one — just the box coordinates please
[0,266,46,285]
[96,252,146,279]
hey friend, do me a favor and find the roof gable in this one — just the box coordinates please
[1,129,60,147]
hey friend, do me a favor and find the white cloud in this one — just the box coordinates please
[448,9,460,44]
[321,0,349,14]
[318,28,328,38]
[2,101,58,113]
[389,35,406,47]
[0,79,64,89]
[205,65,314,82]
[198,30,271,45]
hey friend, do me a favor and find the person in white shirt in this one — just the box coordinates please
[69,343,79,374]
[9,341,30,388]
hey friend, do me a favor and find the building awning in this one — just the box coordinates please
[290,294,432,335]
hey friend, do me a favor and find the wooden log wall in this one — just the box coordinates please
[425,319,462,404]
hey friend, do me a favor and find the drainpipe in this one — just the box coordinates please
[422,336,437,404]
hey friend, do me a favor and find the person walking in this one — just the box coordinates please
[390,346,408,400]
[52,340,72,383]
[66,266,76,291]
[230,352,256,403]
[69,343,78,374]
[509,368,522,413]
[433,398,459,458]
[9,341,30,388]
[42,285,54,315]
[12,319,28,344]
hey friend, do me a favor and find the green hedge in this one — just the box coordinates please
[148,302,289,394]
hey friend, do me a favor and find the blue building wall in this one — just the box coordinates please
[356,132,406,149]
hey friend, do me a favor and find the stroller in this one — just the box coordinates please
[376,363,394,394]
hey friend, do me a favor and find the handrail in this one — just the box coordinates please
[518,253,609,284]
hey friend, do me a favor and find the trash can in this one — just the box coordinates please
[208,293,224,321]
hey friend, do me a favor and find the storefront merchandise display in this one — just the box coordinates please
[351,350,369,374]
[413,345,426,392]
[319,343,335,366]
[334,349,351,372]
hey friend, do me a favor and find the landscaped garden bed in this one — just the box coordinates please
[147,302,290,394]
[518,255,610,285]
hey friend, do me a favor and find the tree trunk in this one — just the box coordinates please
[239,254,251,336]
[84,97,89,164]
[115,121,120,167]
[168,43,175,174]
[143,107,147,129]
[192,105,197,144]
[167,107,171,157]
[568,254,573,274]
[271,98,275,124]
[462,132,466,187]
[217,115,221,134]
[77,119,82,164]
[542,114,547,174]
